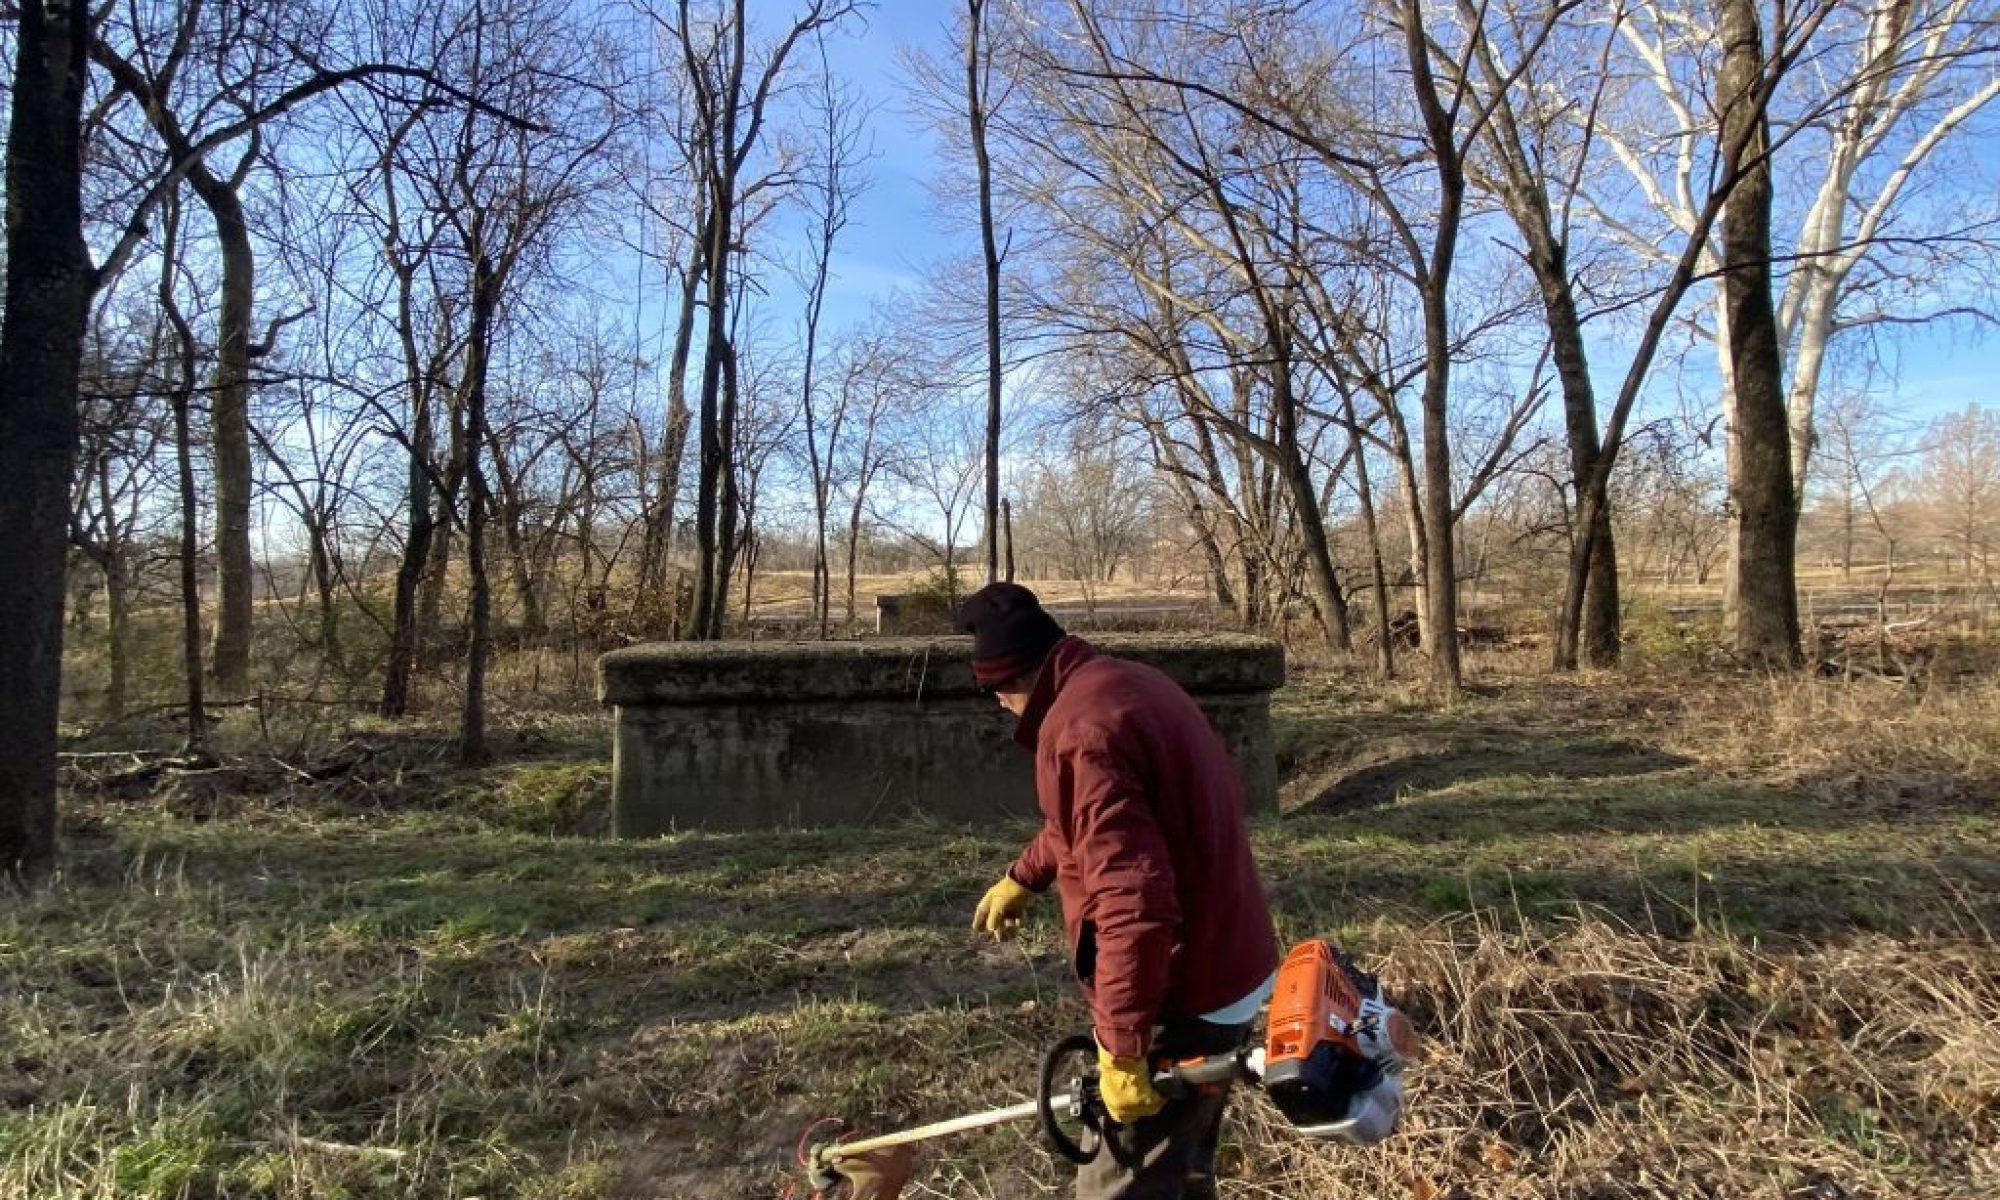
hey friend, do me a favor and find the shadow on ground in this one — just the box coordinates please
[1289,737,1695,815]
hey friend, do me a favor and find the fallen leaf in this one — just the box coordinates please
[1481,1138,1519,1173]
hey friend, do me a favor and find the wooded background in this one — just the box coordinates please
[4,0,1999,882]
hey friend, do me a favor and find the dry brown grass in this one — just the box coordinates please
[1230,918,1999,1200]
[12,648,1999,1198]
[1674,670,2000,785]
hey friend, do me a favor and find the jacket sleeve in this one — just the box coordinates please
[1007,823,1060,892]
[1067,737,1180,1059]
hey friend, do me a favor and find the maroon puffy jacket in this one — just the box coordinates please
[1005,637,1279,1058]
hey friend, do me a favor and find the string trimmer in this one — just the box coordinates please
[802,940,1416,1195]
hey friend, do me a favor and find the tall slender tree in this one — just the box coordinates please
[967,0,1006,585]
[1,0,94,885]
[650,0,860,640]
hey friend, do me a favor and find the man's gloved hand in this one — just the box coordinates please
[1095,1041,1166,1125]
[971,875,1033,941]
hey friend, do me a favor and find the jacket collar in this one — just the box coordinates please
[1013,635,1097,750]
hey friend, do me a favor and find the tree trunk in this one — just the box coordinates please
[1198,516,1235,611]
[690,185,733,640]
[799,144,840,636]
[968,0,1004,586]
[1718,0,1801,668]
[420,412,465,650]
[1420,381,1463,696]
[1715,299,1742,633]
[0,0,91,885]
[1276,369,1350,651]
[1582,512,1620,665]
[1342,393,1394,677]
[307,513,341,668]
[1841,490,1854,580]
[1187,404,1251,618]
[157,203,210,757]
[187,166,256,697]
[1239,551,1265,629]
[459,254,497,765]
[484,424,543,636]
[1378,406,1429,641]
[104,549,130,718]
[638,248,700,619]
[1002,496,1016,582]
[1400,0,1466,699]
[709,335,742,637]
[1785,282,1836,499]
[845,488,867,626]
[91,457,132,717]
[1526,223,1622,670]
[170,373,208,756]
[381,380,435,716]
[379,205,439,717]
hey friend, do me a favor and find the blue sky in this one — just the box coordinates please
[804,0,960,322]
[686,1,1991,427]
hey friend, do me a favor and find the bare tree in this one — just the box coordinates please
[1919,404,2000,578]
[834,326,912,626]
[89,1,271,696]
[646,0,861,640]
[1775,0,2000,494]
[1017,432,1156,610]
[966,0,1007,585]
[1806,388,1915,579]
[627,21,708,627]
[1585,0,1994,634]
[429,0,623,762]
[70,302,171,717]
[1004,6,1367,652]
[884,400,986,604]
[90,0,553,695]
[1446,0,1625,664]
[794,42,868,637]
[154,194,216,757]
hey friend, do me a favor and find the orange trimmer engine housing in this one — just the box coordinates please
[1261,940,1416,1141]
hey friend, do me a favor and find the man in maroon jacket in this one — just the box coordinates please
[958,582,1279,1200]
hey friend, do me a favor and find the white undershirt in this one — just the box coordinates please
[1201,969,1277,1025]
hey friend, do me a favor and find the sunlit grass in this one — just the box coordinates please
[8,662,1997,1197]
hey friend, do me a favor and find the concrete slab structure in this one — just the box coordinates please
[597,634,1285,834]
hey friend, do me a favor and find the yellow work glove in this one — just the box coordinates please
[971,875,1033,941]
[1096,1041,1166,1126]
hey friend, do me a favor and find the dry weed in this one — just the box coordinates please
[1228,915,1998,1200]
[1671,671,2000,800]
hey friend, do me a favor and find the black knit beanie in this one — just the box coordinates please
[957,582,1066,687]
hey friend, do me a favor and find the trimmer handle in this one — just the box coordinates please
[1037,1033,1262,1167]
[1151,1046,1260,1096]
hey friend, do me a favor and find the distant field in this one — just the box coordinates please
[7,653,1996,1198]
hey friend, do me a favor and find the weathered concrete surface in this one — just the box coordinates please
[598,634,1284,834]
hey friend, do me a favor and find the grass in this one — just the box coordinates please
[7,654,1999,1198]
